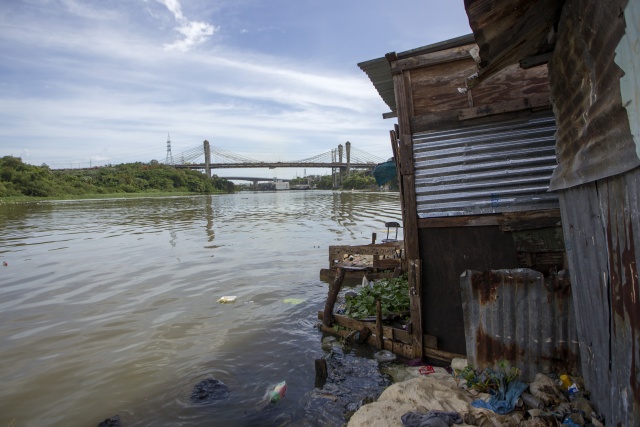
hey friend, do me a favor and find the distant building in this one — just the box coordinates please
[274,179,290,191]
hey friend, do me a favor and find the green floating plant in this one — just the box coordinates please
[343,275,410,320]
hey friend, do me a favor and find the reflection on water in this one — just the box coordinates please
[0,191,402,426]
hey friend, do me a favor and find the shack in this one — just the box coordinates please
[350,0,640,424]
[358,32,576,374]
[459,1,640,424]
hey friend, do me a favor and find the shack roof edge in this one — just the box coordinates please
[357,33,475,113]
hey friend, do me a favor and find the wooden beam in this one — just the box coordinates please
[419,215,501,229]
[418,210,562,230]
[402,175,419,260]
[409,259,423,358]
[317,312,438,348]
[375,300,384,349]
[423,346,466,363]
[410,110,461,134]
[382,111,398,119]
[519,52,552,69]
[323,267,345,327]
[391,45,476,74]
[457,93,550,121]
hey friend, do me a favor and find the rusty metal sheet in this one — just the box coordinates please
[413,112,559,218]
[548,0,640,190]
[559,166,640,425]
[460,268,579,382]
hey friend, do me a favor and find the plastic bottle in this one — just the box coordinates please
[270,381,287,403]
[521,392,544,409]
[560,374,572,389]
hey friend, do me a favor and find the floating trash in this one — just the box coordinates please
[217,296,237,303]
[270,381,287,403]
[283,298,305,305]
[190,378,230,404]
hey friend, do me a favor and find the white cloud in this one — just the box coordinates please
[155,0,219,52]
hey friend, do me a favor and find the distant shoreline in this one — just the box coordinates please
[0,191,230,204]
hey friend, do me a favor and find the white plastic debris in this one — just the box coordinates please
[217,296,237,303]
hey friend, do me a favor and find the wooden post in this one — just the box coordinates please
[409,259,423,358]
[375,299,383,349]
[323,267,345,327]
[372,232,377,244]
[314,358,328,388]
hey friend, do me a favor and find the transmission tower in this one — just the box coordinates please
[165,134,174,164]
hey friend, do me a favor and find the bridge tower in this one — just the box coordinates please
[203,140,211,178]
[165,134,173,164]
[345,141,351,178]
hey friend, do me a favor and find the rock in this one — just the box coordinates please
[322,336,341,351]
[190,378,229,404]
[373,350,396,363]
[97,415,121,427]
[529,373,567,406]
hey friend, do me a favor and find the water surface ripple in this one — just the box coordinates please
[0,191,402,426]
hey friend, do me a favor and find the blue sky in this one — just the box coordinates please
[0,0,471,178]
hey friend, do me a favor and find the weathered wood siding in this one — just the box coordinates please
[559,168,640,425]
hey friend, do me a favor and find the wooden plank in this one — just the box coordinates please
[419,215,501,228]
[469,63,549,107]
[373,258,401,269]
[409,259,423,358]
[410,110,461,134]
[320,323,417,357]
[382,111,397,119]
[498,209,562,231]
[458,93,550,121]
[393,73,412,136]
[320,269,395,282]
[398,135,414,176]
[391,44,476,74]
[375,300,384,349]
[402,175,420,261]
[423,346,466,363]
[418,210,562,230]
[317,312,434,347]
[409,59,478,116]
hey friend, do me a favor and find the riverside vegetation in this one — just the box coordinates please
[0,156,235,199]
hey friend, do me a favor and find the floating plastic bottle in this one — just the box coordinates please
[270,381,287,403]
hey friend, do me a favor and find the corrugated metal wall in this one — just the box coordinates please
[460,268,580,382]
[413,112,559,218]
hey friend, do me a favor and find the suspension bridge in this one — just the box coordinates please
[165,140,386,176]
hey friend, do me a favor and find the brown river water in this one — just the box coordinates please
[0,191,402,427]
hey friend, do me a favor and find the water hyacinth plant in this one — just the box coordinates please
[343,275,410,319]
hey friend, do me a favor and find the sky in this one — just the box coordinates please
[0,0,471,179]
